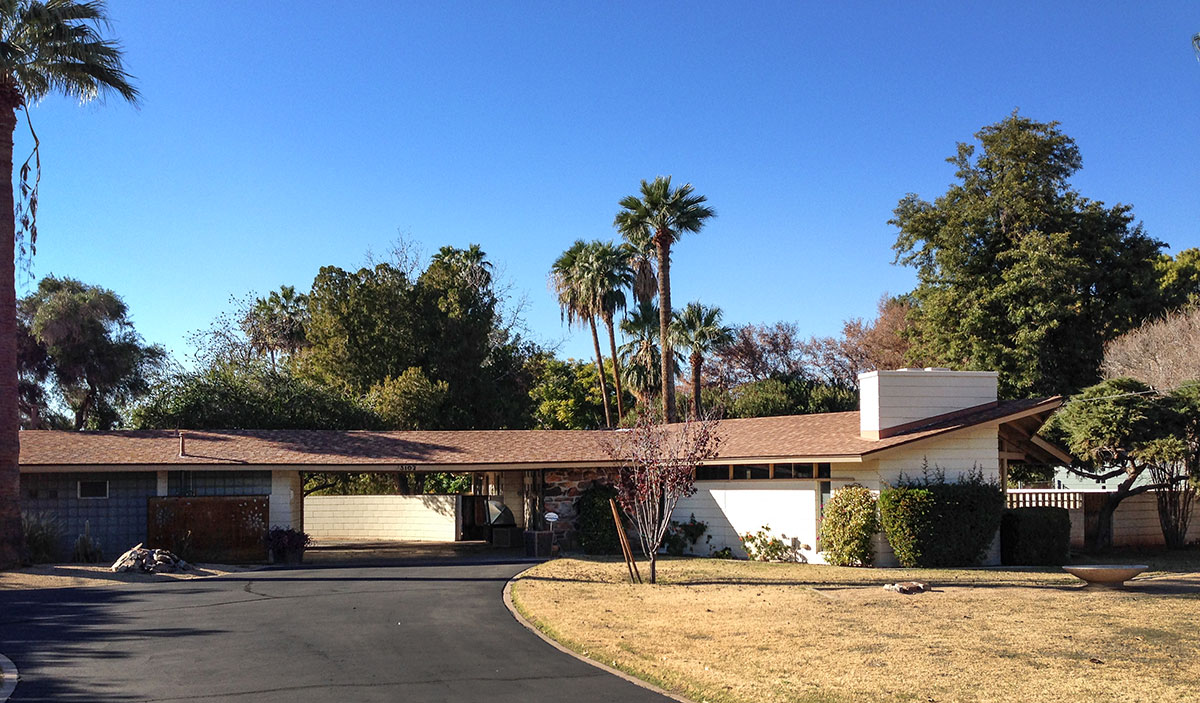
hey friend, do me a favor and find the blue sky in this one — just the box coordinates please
[19,1,1200,365]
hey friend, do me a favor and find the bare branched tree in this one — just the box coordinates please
[1101,306,1200,392]
[603,413,722,583]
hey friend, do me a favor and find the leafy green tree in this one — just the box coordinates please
[132,363,380,432]
[300,247,535,430]
[615,176,716,422]
[0,0,139,565]
[527,356,609,430]
[551,240,613,426]
[672,302,733,418]
[20,277,166,429]
[303,263,422,393]
[1156,248,1200,310]
[892,112,1165,397]
[367,367,450,430]
[1047,378,1199,550]
[725,374,857,419]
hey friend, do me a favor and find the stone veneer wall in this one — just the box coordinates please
[543,467,616,547]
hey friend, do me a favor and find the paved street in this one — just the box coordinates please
[0,561,671,702]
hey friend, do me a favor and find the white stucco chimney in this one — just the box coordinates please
[859,368,998,439]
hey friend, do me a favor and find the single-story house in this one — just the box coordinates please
[17,369,1065,565]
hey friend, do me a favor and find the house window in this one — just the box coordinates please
[731,464,769,480]
[772,464,793,479]
[78,480,109,499]
[817,463,831,479]
[696,465,730,481]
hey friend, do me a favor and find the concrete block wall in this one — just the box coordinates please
[20,472,157,559]
[303,495,461,542]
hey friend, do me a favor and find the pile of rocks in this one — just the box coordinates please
[883,580,930,595]
[110,543,191,574]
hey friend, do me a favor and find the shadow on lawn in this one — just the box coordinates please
[0,586,225,701]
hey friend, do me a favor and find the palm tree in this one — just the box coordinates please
[614,176,715,422]
[619,301,661,403]
[583,241,633,421]
[550,241,612,427]
[673,302,733,419]
[0,1,138,566]
[242,285,309,371]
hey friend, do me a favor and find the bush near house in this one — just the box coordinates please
[575,483,622,555]
[879,470,1004,567]
[819,484,879,566]
[1001,507,1071,566]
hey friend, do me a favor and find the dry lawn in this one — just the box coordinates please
[0,563,250,590]
[511,557,1200,703]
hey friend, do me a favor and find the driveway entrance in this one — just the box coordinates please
[0,562,670,702]
[303,539,527,565]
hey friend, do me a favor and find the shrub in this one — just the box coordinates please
[740,525,803,562]
[663,514,709,556]
[575,483,622,555]
[22,511,64,564]
[819,484,879,566]
[1001,507,1071,566]
[266,527,312,559]
[879,468,1004,567]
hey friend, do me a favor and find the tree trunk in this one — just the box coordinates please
[1093,495,1118,552]
[691,352,702,419]
[648,551,657,584]
[655,234,676,422]
[0,92,21,567]
[604,314,625,422]
[589,316,612,428]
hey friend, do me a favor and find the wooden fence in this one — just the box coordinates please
[1005,490,1200,549]
[148,496,269,563]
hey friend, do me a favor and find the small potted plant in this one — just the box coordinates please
[266,526,312,565]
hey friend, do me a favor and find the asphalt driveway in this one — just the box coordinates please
[0,561,671,702]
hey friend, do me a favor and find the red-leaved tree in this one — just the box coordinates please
[604,413,722,583]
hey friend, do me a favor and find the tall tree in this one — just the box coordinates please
[19,277,166,429]
[672,302,732,418]
[614,176,715,421]
[0,0,139,566]
[892,112,1164,397]
[241,285,309,372]
[585,241,633,420]
[618,301,661,404]
[550,240,612,427]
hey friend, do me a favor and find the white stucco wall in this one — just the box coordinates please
[303,494,460,542]
[674,481,822,562]
[675,427,1005,567]
[872,426,1001,485]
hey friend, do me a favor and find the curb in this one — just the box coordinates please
[501,568,694,703]
[0,654,18,702]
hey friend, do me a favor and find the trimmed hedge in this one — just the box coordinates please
[879,473,1004,567]
[1000,507,1070,566]
[819,484,879,566]
[576,483,622,555]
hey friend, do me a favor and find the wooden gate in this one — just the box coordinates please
[148,496,269,563]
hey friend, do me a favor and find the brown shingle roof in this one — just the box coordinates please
[18,397,1060,468]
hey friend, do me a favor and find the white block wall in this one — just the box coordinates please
[304,495,461,542]
[860,369,998,436]
[1109,493,1200,547]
